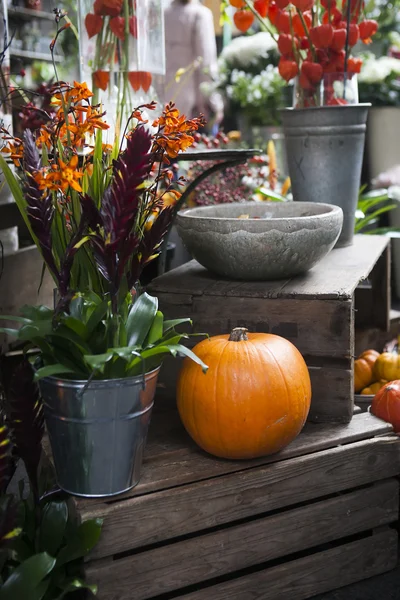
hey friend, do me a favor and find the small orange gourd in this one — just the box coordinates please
[371,380,400,432]
[177,328,311,460]
[360,380,387,396]
[354,357,375,393]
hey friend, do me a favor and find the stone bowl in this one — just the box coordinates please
[175,201,343,280]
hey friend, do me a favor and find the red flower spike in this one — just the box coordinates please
[301,61,323,86]
[275,0,290,9]
[129,15,137,37]
[268,1,278,24]
[292,11,312,37]
[292,0,314,10]
[347,23,359,46]
[275,10,291,34]
[85,13,103,38]
[359,19,378,43]
[233,9,254,32]
[109,16,125,40]
[309,24,333,48]
[330,28,346,52]
[254,0,269,17]
[347,57,363,73]
[278,33,297,56]
[93,70,110,91]
[278,57,298,81]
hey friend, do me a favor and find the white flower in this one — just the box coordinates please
[220,32,277,69]
[359,54,400,84]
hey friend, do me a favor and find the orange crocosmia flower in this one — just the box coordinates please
[36,128,52,150]
[36,155,84,193]
[93,70,110,91]
[66,81,94,102]
[161,190,181,207]
[1,141,23,167]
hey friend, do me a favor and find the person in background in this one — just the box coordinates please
[164,0,224,131]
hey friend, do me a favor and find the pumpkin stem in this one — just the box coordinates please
[229,328,249,342]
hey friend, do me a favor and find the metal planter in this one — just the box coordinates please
[39,368,159,498]
[281,104,370,247]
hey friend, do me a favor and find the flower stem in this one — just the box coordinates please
[242,0,277,42]
[296,9,316,62]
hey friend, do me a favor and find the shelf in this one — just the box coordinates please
[10,49,63,62]
[8,6,55,21]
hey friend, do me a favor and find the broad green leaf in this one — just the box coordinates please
[33,364,76,381]
[126,293,158,347]
[56,518,103,567]
[63,317,89,340]
[69,296,84,321]
[55,577,98,599]
[146,311,164,345]
[39,500,68,556]
[0,315,32,324]
[20,305,53,321]
[0,328,20,337]
[84,352,114,373]
[86,301,108,335]
[0,552,56,600]
[256,187,287,202]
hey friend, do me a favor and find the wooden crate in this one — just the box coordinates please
[148,235,390,424]
[78,401,400,600]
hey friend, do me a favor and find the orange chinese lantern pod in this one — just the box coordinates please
[254,0,269,16]
[229,0,246,8]
[371,380,400,432]
[176,328,312,460]
[93,70,110,91]
[233,9,254,32]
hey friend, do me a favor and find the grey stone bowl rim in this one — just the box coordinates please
[177,201,343,224]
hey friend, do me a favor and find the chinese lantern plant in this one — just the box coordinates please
[228,0,379,107]
[177,328,311,460]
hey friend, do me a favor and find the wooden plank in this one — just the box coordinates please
[177,529,398,600]
[149,235,389,300]
[81,436,400,559]
[355,243,391,331]
[177,295,353,359]
[308,365,353,423]
[76,410,393,510]
[86,480,398,600]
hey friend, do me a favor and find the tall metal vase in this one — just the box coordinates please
[281,104,371,247]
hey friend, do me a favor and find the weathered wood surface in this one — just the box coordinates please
[149,235,389,300]
[177,529,398,600]
[81,435,400,560]
[77,408,392,510]
[354,242,390,331]
[87,480,398,600]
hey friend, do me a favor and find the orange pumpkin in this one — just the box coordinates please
[354,357,375,393]
[360,380,387,395]
[373,352,400,382]
[177,328,311,459]
[371,380,400,432]
[358,349,380,367]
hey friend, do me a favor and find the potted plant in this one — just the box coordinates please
[0,17,208,497]
[227,0,379,246]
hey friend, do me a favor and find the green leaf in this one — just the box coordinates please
[168,344,209,373]
[0,552,56,600]
[20,305,53,321]
[63,317,89,340]
[33,364,75,381]
[85,301,108,335]
[56,518,103,567]
[0,328,20,337]
[126,293,158,347]
[256,187,287,202]
[55,577,98,599]
[0,315,32,324]
[39,500,68,556]
[146,311,164,345]
[163,318,192,333]
[84,352,114,373]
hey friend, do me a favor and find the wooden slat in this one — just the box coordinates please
[177,529,398,600]
[355,243,390,331]
[81,436,400,559]
[308,365,353,423]
[87,480,398,600]
[149,235,389,300]
[76,411,393,510]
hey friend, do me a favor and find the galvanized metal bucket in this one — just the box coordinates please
[39,368,159,497]
[281,104,371,247]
